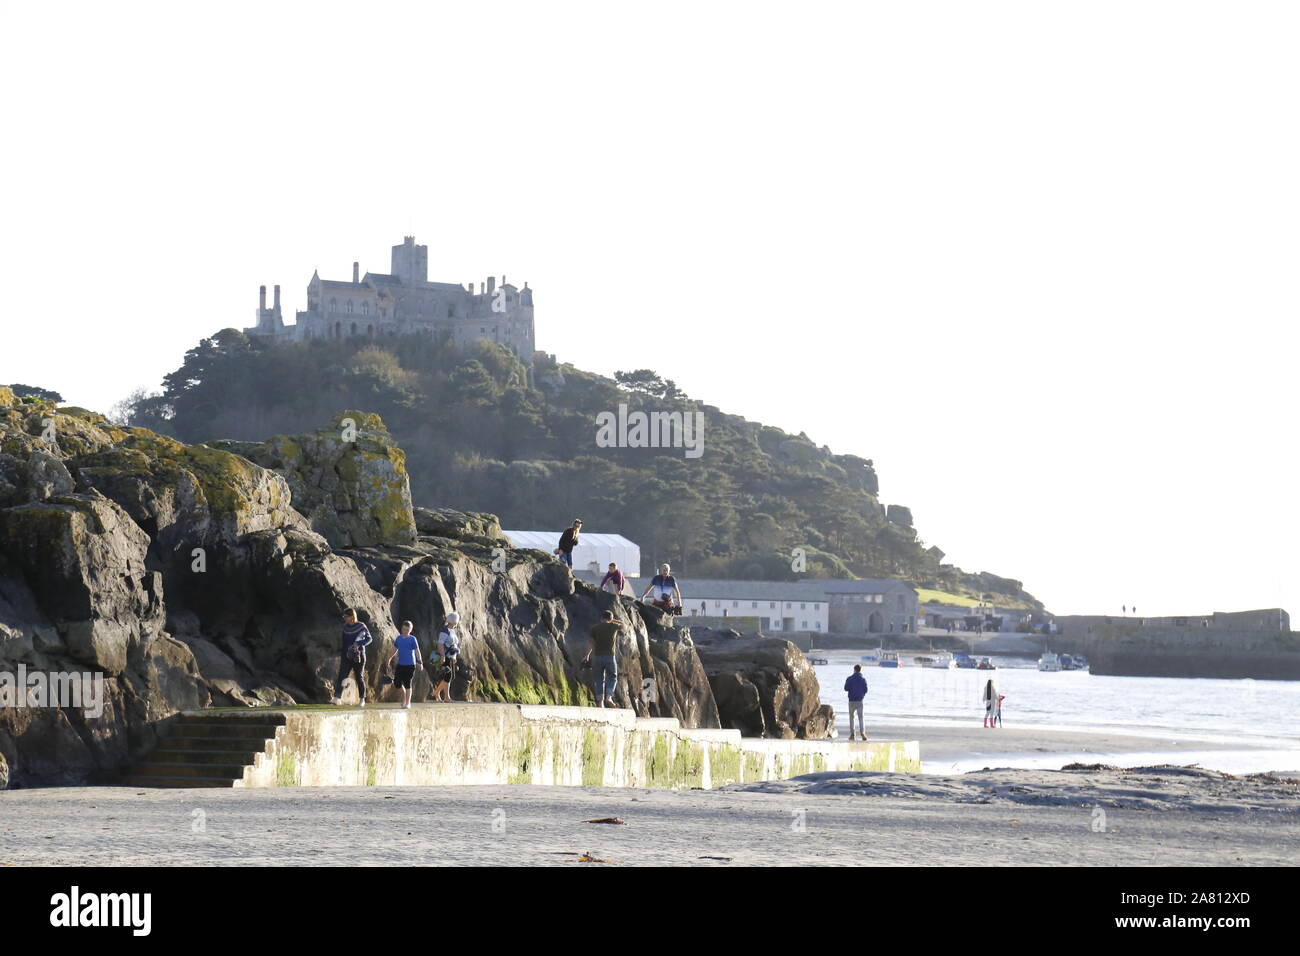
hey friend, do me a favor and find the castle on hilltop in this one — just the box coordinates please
[246,236,536,363]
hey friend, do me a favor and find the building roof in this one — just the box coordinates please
[502,530,640,551]
[804,577,917,594]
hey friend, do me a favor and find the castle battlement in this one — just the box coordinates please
[246,236,536,363]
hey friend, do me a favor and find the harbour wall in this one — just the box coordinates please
[204,703,920,788]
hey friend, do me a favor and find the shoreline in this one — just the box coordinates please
[861,721,1300,775]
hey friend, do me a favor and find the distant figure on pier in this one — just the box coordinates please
[554,519,582,568]
[844,664,869,741]
[331,608,373,707]
[584,610,625,708]
[983,678,999,728]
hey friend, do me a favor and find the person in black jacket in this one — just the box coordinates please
[555,519,582,568]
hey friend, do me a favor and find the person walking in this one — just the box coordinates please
[583,610,624,708]
[995,693,1006,728]
[599,562,626,595]
[431,612,462,703]
[844,664,869,741]
[331,608,373,706]
[982,678,998,728]
[555,519,582,568]
[385,620,422,709]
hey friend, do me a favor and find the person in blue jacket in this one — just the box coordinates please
[844,665,869,740]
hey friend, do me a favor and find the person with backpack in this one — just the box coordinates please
[844,664,869,740]
[583,610,625,708]
[554,519,582,568]
[431,612,461,702]
[385,620,422,709]
[331,608,373,707]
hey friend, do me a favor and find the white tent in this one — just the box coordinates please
[502,530,641,578]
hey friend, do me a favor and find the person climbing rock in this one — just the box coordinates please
[584,609,625,708]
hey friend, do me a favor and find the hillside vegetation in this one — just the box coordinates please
[116,330,1042,610]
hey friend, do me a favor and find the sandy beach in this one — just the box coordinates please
[2,762,1297,867]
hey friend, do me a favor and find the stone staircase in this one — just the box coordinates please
[121,713,286,788]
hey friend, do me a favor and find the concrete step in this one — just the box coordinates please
[121,775,238,789]
[170,723,282,740]
[156,735,267,752]
[146,749,259,765]
[129,761,247,780]
[179,713,287,727]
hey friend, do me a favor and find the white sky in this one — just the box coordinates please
[2,2,1296,618]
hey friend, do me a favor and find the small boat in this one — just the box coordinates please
[1060,654,1090,671]
[806,655,829,666]
[1037,652,1062,672]
[918,654,955,669]
[976,657,996,670]
[879,651,901,668]
[954,652,978,669]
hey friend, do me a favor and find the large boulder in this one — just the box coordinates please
[691,629,835,739]
[211,410,417,548]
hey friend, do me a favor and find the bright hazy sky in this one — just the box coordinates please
[2,2,1295,618]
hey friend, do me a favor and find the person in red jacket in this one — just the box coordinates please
[599,562,626,595]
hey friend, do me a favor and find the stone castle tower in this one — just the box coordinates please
[246,236,536,363]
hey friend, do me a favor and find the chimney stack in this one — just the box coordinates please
[487,276,496,295]
[259,285,266,311]
[353,261,359,283]
[273,285,281,315]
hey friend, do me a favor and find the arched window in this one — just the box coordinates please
[334,321,341,338]
[347,300,354,314]
[329,298,337,312]
[361,301,370,316]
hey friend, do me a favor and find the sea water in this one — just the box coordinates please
[812,651,1300,774]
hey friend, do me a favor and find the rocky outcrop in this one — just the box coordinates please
[691,628,835,739]
[0,395,741,786]
[209,411,416,549]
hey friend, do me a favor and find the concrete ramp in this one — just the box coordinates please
[123,703,919,789]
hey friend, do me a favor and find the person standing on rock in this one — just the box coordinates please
[431,612,461,703]
[844,664,869,741]
[555,519,582,569]
[386,620,422,709]
[584,610,624,708]
[332,608,373,707]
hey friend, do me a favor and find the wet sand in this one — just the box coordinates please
[1,765,1297,866]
